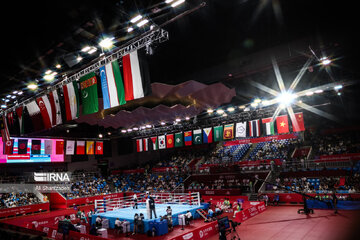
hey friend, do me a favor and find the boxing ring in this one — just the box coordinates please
[91,192,206,233]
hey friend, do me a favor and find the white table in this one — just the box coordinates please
[75,225,86,234]
[102,218,109,229]
[97,228,108,238]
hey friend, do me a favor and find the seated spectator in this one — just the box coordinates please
[95,216,102,228]
[233,202,242,218]
[207,208,214,219]
[273,194,280,206]
[215,206,222,216]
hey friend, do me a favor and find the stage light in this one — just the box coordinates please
[56,64,61,69]
[222,113,228,117]
[254,98,262,103]
[99,37,114,49]
[171,0,185,7]
[11,95,16,99]
[45,70,52,75]
[127,27,134,32]
[262,100,270,106]
[175,118,181,122]
[133,127,139,130]
[77,56,83,62]
[81,46,91,52]
[334,85,343,90]
[18,91,23,95]
[121,129,127,133]
[227,107,235,112]
[314,89,323,94]
[146,124,152,128]
[107,132,111,135]
[216,109,224,114]
[12,91,18,94]
[276,92,297,106]
[27,83,38,90]
[239,105,246,109]
[98,134,103,138]
[136,19,149,27]
[1,104,6,109]
[165,0,175,3]
[130,15,143,23]
[5,99,10,103]
[337,92,342,96]
[127,129,133,132]
[87,47,97,54]
[44,74,54,81]
[6,95,11,98]
[320,56,331,66]
[207,109,214,113]
[250,102,258,107]
[185,117,190,120]
[160,121,166,125]
[306,91,314,96]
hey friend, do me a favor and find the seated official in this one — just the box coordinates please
[114,218,123,234]
[273,194,280,206]
[137,213,145,234]
[215,206,222,216]
[207,208,214,219]
[185,211,193,225]
[95,216,102,228]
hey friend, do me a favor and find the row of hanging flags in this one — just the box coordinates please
[136,112,305,152]
[2,138,104,155]
[1,50,151,140]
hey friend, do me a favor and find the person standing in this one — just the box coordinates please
[149,196,157,219]
[133,193,138,209]
[332,192,338,214]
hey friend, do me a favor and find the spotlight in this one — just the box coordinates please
[227,107,235,112]
[250,102,258,108]
[98,133,103,138]
[254,98,262,104]
[276,92,297,106]
[314,89,323,94]
[56,64,61,69]
[11,95,16,99]
[239,105,246,109]
[207,109,214,113]
[44,74,55,81]
[222,113,228,117]
[133,127,139,130]
[160,122,166,125]
[87,47,97,54]
[1,104,6,109]
[175,118,181,122]
[185,117,190,120]
[107,132,111,135]
[306,91,314,96]
[127,27,134,32]
[216,109,224,114]
[320,56,331,66]
[81,46,91,52]
[121,129,127,133]
[45,70,52,75]
[130,15,143,23]
[18,91,23,95]
[146,124,152,128]
[334,85,343,90]
[136,19,149,27]
[76,56,83,62]
[99,37,114,49]
[12,91,18,94]
[127,129,133,132]
[171,0,185,7]
[27,83,38,90]
[262,100,270,106]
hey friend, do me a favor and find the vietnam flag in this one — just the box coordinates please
[95,141,103,155]
[166,134,174,148]
[56,140,64,154]
[291,112,305,132]
[276,115,289,134]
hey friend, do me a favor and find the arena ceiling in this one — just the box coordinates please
[1,0,359,138]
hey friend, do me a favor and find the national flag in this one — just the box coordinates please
[136,139,143,152]
[4,139,14,155]
[223,124,234,140]
[18,139,28,154]
[193,129,202,144]
[80,72,99,115]
[63,81,80,121]
[213,126,223,142]
[86,141,95,154]
[158,135,166,149]
[203,127,213,143]
[1,115,10,142]
[26,101,44,131]
[166,134,174,148]
[99,60,126,109]
[44,140,53,155]
[66,140,75,155]
[276,115,289,134]
[95,141,104,155]
[16,106,25,135]
[175,132,183,147]
[76,141,85,155]
[142,138,149,152]
[262,118,275,135]
[6,112,14,126]
[56,140,64,154]
[184,131,192,146]
[48,89,62,126]
[249,120,261,137]
[36,95,53,129]
[122,50,151,101]
[291,112,305,132]
[235,122,247,138]
[150,137,158,150]
[31,140,41,154]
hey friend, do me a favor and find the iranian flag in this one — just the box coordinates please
[76,141,85,155]
[262,117,275,135]
[136,139,143,152]
[36,95,53,129]
[16,106,25,135]
[63,81,80,121]
[150,136,158,150]
[95,141,104,155]
[276,115,289,134]
[122,50,151,101]
[99,60,126,109]
[48,89,62,126]
[26,101,44,131]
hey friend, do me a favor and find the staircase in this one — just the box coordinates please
[196,209,208,220]
[242,143,256,161]
[249,193,258,201]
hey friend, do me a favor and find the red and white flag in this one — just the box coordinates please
[143,138,149,151]
[95,141,103,155]
[76,140,85,154]
[48,89,62,126]
[4,139,14,155]
[122,50,150,101]
[136,139,143,152]
[63,81,79,121]
[26,101,44,131]
[36,95,53,129]
[66,140,75,155]
[16,106,25,135]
